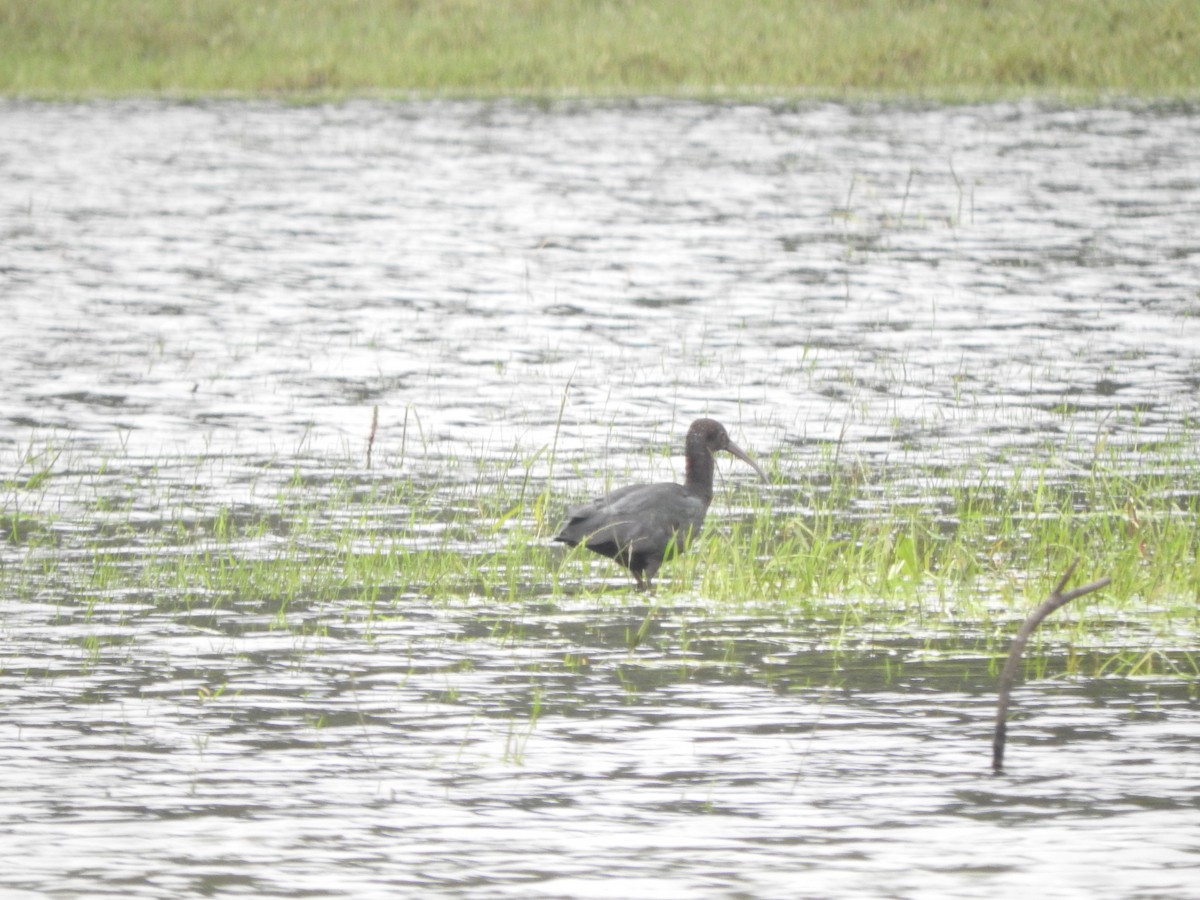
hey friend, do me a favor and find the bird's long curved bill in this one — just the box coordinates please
[726,441,769,482]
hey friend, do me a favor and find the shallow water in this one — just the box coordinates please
[2,99,1200,898]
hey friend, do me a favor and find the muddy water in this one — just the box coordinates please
[2,100,1199,898]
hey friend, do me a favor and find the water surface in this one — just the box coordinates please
[2,99,1199,898]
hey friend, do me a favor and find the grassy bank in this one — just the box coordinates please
[2,0,1198,100]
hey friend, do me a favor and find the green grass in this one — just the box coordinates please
[2,0,1198,99]
[4,424,1198,683]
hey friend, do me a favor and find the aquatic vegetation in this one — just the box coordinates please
[2,420,1197,683]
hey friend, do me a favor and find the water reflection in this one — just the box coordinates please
[1,99,1199,897]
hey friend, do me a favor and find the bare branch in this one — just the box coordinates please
[1051,557,1079,596]
[992,560,1110,774]
[366,405,379,469]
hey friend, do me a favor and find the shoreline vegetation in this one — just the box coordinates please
[2,0,1199,101]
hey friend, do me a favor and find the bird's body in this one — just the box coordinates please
[554,418,767,590]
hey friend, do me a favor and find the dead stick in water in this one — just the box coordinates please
[992,559,1111,774]
[366,405,379,469]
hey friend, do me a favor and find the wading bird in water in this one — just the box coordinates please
[553,418,768,590]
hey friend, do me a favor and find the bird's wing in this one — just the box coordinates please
[555,484,648,545]
[561,483,706,554]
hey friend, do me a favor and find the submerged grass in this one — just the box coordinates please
[2,0,1199,100]
[3,425,1198,687]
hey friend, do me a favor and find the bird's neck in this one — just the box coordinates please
[683,437,715,505]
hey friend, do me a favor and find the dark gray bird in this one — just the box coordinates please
[553,418,768,590]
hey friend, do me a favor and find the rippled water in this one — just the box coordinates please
[2,99,1200,898]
